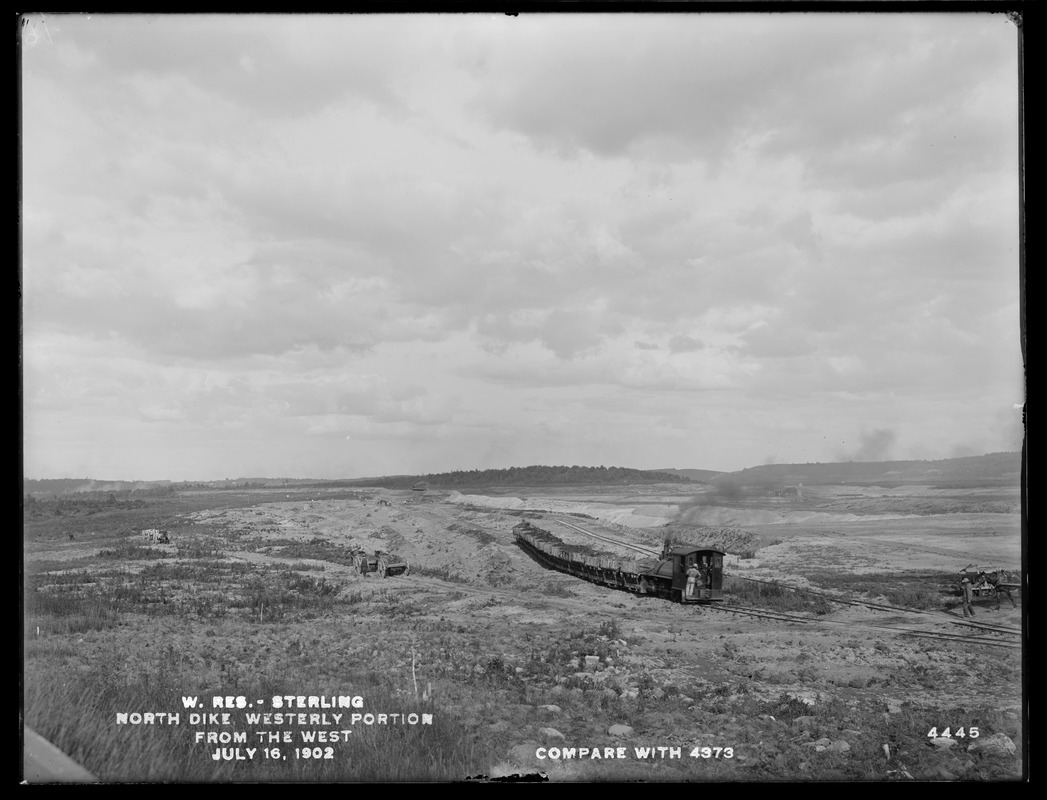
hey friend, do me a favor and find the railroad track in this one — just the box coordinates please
[557,521,1021,632]
[730,574,927,615]
[555,519,660,558]
[379,506,1023,653]
[708,603,811,625]
[714,603,1021,650]
[729,574,1022,638]
[547,514,1024,650]
[949,618,1023,636]
[413,569,1021,652]
[888,628,1022,650]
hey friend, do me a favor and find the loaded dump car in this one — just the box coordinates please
[513,520,723,604]
[353,549,410,578]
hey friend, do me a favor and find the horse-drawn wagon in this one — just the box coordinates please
[959,566,1020,610]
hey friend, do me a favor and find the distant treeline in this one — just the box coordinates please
[337,465,692,490]
[724,451,1022,487]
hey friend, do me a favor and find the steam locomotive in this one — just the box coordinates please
[513,520,724,604]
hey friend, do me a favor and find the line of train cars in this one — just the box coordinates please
[512,519,724,604]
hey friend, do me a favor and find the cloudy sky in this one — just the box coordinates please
[21,12,1024,482]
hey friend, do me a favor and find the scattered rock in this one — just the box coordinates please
[538,704,561,714]
[786,691,818,707]
[968,733,1017,757]
[885,698,904,714]
[827,740,851,753]
[608,724,634,738]
[802,737,832,752]
[929,737,957,750]
[538,727,565,741]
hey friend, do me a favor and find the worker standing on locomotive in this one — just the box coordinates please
[686,562,700,600]
[960,576,976,617]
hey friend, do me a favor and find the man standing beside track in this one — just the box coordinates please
[960,576,976,617]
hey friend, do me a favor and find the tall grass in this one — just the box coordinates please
[25,652,490,782]
[24,590,120,634]
[726,580,833,615]
[96,545,170,560]
[804,570,952,610]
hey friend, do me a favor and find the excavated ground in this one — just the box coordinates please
[24,482,1024,782]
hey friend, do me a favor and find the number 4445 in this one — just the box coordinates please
[927,727,980,739]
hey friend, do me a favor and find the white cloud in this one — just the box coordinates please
[22,13,1022,479]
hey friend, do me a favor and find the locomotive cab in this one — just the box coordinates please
[661,546,724,603]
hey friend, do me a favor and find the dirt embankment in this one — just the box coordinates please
[448,491,679,529]
[675,505,921,527]
[656,524,762,556]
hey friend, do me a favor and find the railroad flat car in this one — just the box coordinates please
[513,520,724,604]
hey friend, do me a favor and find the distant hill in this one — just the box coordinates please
[25,452,1020,497]
[333,465,693,490]
[718,452,1021,487]
[654,468,726,483]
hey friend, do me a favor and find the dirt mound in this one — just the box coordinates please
[447,493,677,528]
[658,524,761,556]
[447,492,525,510]
[374,525,407,551]
[675,504,916,526]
